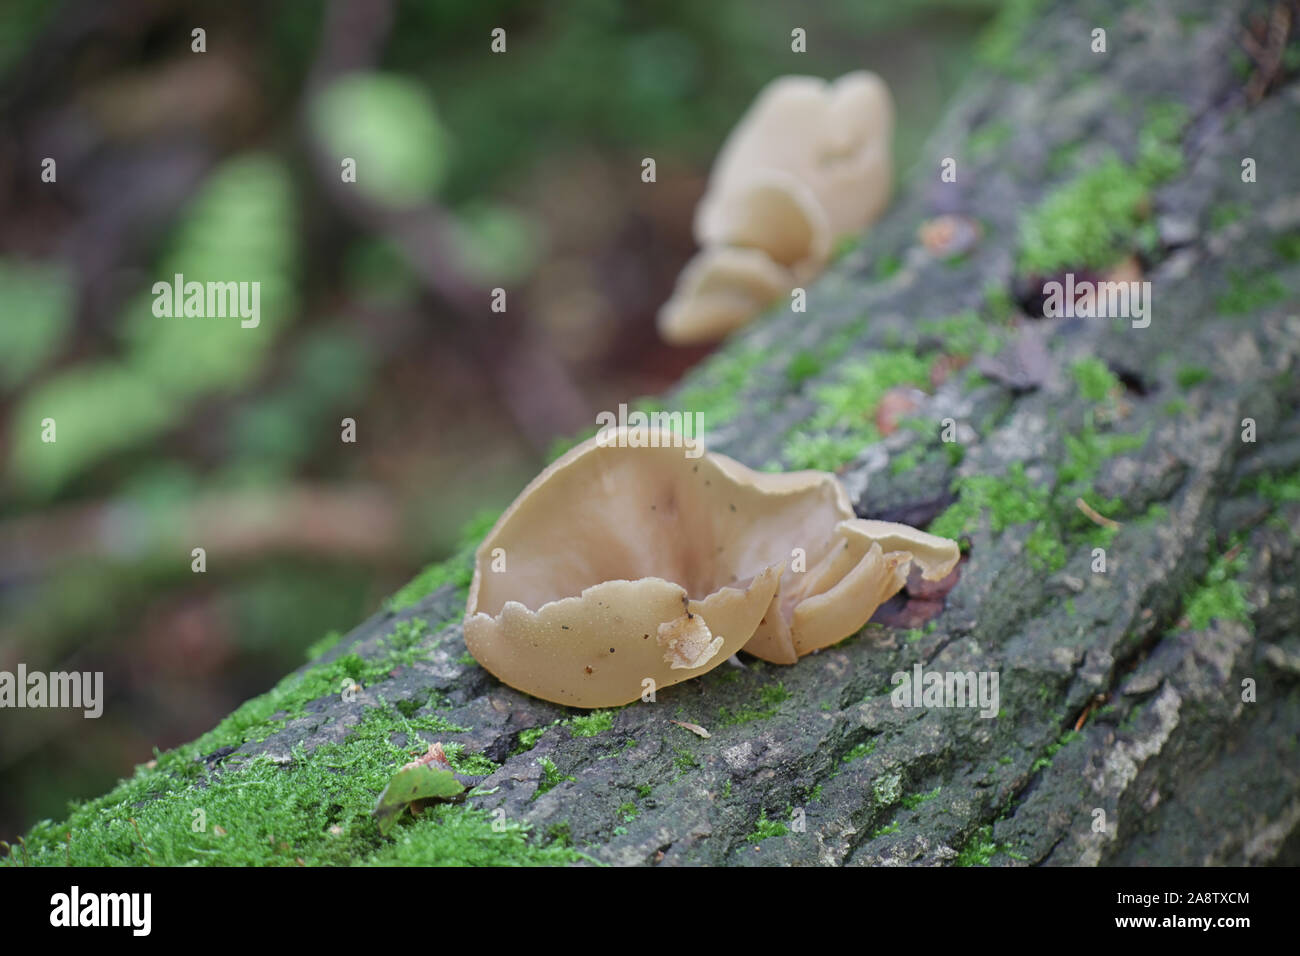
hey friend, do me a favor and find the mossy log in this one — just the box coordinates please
[14,0,1300,866]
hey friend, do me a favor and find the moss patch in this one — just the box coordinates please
[929,364,1144,571]
[783,350,931,470]
[717,682,791,726]
[1017,104,1188,274]
[1181,542,1252,630]
[7,705,573,867]
[746,808,789,843]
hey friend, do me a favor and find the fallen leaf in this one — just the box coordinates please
[875,387,924,436]
[670,720,712,739]
[373,745,465,835]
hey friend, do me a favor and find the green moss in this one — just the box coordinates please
[746,809,789,843]
[513,722,557,755]
[955,825,1000,866]
[440,744,499,777]
[1244,469,1300,503]
[568,709,615,738]
[1182,544,1251,630]
[368,804,582,865]
[7,704,572,867]
[1018,155,1148,274]
[1030,728,1082,772]
[1176,365,1211,389]
[192,616,458,753]
[842,740,877,764]
[928,462,1048,540]
[1215,267,1287,315]
[1018,105,1187,275]
[1274,232,1300,263]
[918,310,1001,358]
[544,822,573,848]
[617,802,639,823]
[785,350,824,386]
[983,281,1016,322]
[874,253,902,280]
[675,343,768,428]
[672,747,700,773]
[1070,357,1120,402]
[889,447,922,476]
[871,820,900,839]
[1135,102,1188,183]
[901,786,941,810]
[1209,202,1247,231]
[535,757,575,797]
[717,682,791,726]
[929,380,1145,573]
[976,0,1048,77]
[783,350,931,470]
[969,120,1013,161]
[781,432,864,472]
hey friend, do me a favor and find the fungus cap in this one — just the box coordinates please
[695,70,894,247]
[656,245,791,346]
[695,169,831,280]
[464,428,959,705]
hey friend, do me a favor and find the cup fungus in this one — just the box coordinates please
[658,70,895,344]
[657,245,793,345]
[464,428,959,706]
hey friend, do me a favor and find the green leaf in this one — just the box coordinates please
[373,764,464,836]
[310,72,449,207]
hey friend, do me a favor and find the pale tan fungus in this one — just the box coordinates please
[696,169,831,280]
[695,71,894,254]
[656,245,791,345]
[464,428,960,706]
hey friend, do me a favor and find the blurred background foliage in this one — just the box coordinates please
[0,0,1001,837]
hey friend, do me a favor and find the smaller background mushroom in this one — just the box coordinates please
[660,70,895,345]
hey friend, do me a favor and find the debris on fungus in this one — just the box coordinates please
[463,427,959,705]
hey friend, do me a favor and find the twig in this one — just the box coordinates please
[129,818,154,866]
[1075,497,1121,530]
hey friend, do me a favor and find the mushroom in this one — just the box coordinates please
[656,245,792,346]
[659,70,894,345]
[695,169,831,280]
[695,70,894,255]
[464,428,959,706]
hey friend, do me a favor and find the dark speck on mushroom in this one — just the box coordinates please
[585,666,593,675]
[609,647,616,653]
[729,503,736,512]
[561,625,570,630]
